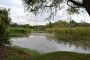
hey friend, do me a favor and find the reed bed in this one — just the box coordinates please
[44,27,90,41]
[8,27,32,37]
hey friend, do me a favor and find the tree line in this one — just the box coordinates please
[46,20,90,28]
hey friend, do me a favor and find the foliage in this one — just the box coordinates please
[67,7,79,14]
[45,20,90,28]
[22,0,84,17]
[52,20,70,27]
[46,22,53,28]
[10,23,31,28]
[0,8,11,45]
[45,27,90,41]
[8,27,32,37]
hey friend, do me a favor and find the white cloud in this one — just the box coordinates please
[0,0,90,26]
[0,0,48,25]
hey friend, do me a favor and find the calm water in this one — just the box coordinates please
[11,33,90,54]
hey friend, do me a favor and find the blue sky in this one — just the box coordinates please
[0,0,90,25]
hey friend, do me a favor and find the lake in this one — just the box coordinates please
[11,33,90,54]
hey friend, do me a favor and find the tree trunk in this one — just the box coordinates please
[83,0,90,16]
[69,0,90,16]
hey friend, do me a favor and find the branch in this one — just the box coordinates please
[67,1,80,8]
[68,0,84,7]
[44,5,54,7]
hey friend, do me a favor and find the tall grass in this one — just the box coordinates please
[45,27,90,41]
[8,27,32,37]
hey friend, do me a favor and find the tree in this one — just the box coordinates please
[0,8,11,45]
[70,20,78,27]
[10,23,18,27]
[53,20,69,27]
[24,24,30,28]
[22,0,90,16]
[68,0,90,16]
[47,22,53,28]
[79,20,90,27]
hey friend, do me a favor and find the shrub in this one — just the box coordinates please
[0,8,11,45]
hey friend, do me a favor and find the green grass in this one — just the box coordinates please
[0,45,41,60]
[13,46,90,60]
[13,46,42,57]
[1,45,90,60]
[8,27,32,37]
[0,45,30,60]
[6,46,42,60]
[45,27,90,41]
[34,52,90,60]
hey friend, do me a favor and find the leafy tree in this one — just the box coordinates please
[49,20,69,28]
[46,22,53,28]
[70,20,78,27]
[24,24,30,28]
[0,8,11,46]
[45,20,90,28]
[22,0,90,16]
[79,20,90,27]
[10,23,18,27]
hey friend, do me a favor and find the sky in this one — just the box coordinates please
[0,0,90,26]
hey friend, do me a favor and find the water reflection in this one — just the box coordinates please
[11,33,90,54]
[55,38,90,51]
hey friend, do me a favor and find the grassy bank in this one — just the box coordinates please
[34,52,90,60]
[1,45,90,60]
[0,45,41,60]
[0,45,30,60]
[45,27,90,41]
[8,27,32,37]
[13,46,42,57]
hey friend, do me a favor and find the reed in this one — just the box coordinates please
[45,27,90,41]
[8,27,32,37]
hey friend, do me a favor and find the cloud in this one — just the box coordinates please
[0,0,22,8]
[0,0,49,25]
[0,0,90,26]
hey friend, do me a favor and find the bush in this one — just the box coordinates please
[0,8,11,45]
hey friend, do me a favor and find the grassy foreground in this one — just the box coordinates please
[1,45,90,60]
[34,52,90,60]
[0,45,30,60]
[0,45,41,60]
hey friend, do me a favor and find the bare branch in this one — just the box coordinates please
[67,1,80,8]
[68,0,84,7]
[44,5,54,7]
